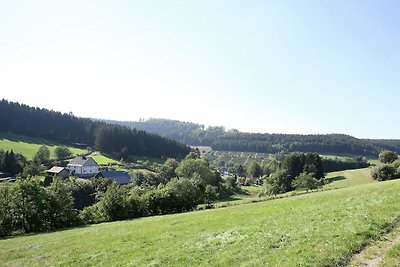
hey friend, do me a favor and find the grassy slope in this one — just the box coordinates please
[0,132,87,160]
[2,179,400,266]
[88,153,119,165]
[324,168,375,189]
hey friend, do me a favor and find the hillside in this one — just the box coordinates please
[0,100,190,159]
[105,118,400,157]
[0,132,87,160]
[1,178,400,266]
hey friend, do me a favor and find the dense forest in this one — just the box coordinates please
[0,100,190,159]
[107,118,400,157]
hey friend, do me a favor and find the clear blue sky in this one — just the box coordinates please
[1,1,399,138]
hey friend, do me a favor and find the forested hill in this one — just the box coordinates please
[0,100,190,159]
[105,118,400,156]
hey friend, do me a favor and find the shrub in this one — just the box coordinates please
[0,185,15,236]
[372,165,399,181]
[291,172,322,191]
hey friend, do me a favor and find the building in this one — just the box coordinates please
[66,156,99,177]
[95,170,131,185]
[47,166,70,179]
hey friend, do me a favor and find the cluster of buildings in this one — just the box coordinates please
[47,156,131,185]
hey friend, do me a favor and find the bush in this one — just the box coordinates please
[291,172,322,191]
[372,165,399,181]
[98,184,129,221]
[0,185,15,236]
[262,170,292,195]
[80,205,105,224]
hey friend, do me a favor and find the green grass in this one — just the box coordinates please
[88,153,119,165]
[384,242,400,266]
[2,179,400,266]
[0,132,87,160]
[324,168,375,189]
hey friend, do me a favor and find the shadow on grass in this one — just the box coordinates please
[0,224,92,241]
[325,175,346,184]
[0,132,58,146]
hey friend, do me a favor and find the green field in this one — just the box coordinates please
[2,176,400,266]
[324,168,375,189]
[0,132,87,160]
[88,153,119,165]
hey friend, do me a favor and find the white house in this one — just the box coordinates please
[66,156,99,176]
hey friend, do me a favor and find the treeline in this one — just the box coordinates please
[321,158,369,173]
[107,118,400,156]
[0,100,190,159]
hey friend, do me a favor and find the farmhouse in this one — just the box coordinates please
[47,166,70,179]
[66,156,99,177]
[95,170,131,185]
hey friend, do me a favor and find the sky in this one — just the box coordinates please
[1,1,399,139]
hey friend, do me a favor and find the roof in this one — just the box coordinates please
[97,171,131,184]
[47,166,67,174]
[68,156,98,167]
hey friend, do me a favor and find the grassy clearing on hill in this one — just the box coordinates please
[2,179,400,266]
[88,153,119,165]
[324,168,375,189]
[0,132,87,160]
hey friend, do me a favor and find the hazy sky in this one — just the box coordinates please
[1,1,399,138]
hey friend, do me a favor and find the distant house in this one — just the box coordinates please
[66,156,99,177]
[95,170,131,185]
[47,166,70,179]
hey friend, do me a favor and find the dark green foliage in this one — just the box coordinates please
[0,186,14,236]
[45,180,79,228]
[0,150,23,175]
[54,146,72,160]
[246,161,262,178]
[0,100,190,159]
[33,145,51,165]
[131,170,162,188]
[263,170,292,195]
[292,173,322,191]
[105,118,400,156]
[282,153,324,180]
[22,162,42,178]
[157,158,179,183]
[98,184,129,221]
[322,158,369,172]
[372,165,399,181]
[262,153,324,195]
[379,150,398,164]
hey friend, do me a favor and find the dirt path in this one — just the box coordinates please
[348,221,400,267]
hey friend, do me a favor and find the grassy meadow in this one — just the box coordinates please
[88,153,119,165]
[324,168,375,189]
[0,132,87,160]
[2,177,400,266]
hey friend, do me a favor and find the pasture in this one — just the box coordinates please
[0,132,87,160]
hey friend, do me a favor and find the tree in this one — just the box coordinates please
[22,162,41,178]
[1,150,22,175]
[98,183,128,221]
[372,165,399,181]
[54,146,72,160]
[158,158,179,183]
[291,172,322,191]
[262,170,292,195]
[33,145,50,165]
[379,150,398,164]
[246,161,262,178]
[46,179,79,228]
[0,186,14,236]
[13,180,49,232]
